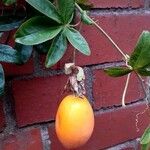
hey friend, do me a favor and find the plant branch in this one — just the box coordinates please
[75,3,128,61]
[122,73,131,107]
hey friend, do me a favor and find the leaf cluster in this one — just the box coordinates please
[0,7,32,96]
[15,0,91,68]
[0,0,91,96]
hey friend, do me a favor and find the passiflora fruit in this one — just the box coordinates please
[55,94,94,149]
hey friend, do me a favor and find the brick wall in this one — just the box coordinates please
[0,0,150,150]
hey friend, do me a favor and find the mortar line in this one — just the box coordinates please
[84,67,94,103]
[94,99,147,114]
[106,138,140,150]
[2,81,17,136]
[11,61,125,81]
[40,125,51,150]
[89,8,150,15]
[33,50,41,75]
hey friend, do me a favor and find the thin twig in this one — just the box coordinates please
[73,22,83,64]
[122,73,131,107]
[75,3,128,61]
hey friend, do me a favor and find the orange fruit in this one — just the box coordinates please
[55,94,94,149]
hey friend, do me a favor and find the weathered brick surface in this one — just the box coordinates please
[0,32,9,44]
[49,103,149,150]
[0,128,43,150]
[6,30,16,48]
[12,75,68,127]
[2,59,34,76]
[93,70,144,109]
[90,0,144,8]
[76,13,150,67]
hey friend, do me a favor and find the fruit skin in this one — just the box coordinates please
[55,95,94,149]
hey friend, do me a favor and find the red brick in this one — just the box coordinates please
[90,0,144,8]
[6,30,16,47]
[40,13,150,69]
[93,70,144,109]
[0,32,9,44]
[49,125,66,150]
[0,128,43,150]
[2,58,34,76]
[0,102,5,132]
[76,13,150,66]
[49,103,149,150]
[12,75,68,127]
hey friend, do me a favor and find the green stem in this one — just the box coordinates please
[75,3,128,61]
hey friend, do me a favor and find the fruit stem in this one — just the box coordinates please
[121,73,131,107]
[75,3,128,61]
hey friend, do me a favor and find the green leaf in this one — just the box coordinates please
[2,0,16,6]
[15,43,33,64]
[104,67,132,77]
[15,16,62,45]
[141,127,150,145]
[129,31,150,69]
[35,41,50,54]
[64,27,90,55]
[0,44,32,65]
[141,144,150,150]
[0,65,5,96]
[26,0,61,23]
[137,67,150,76]
[45,32,67,68]
[0,44,19,63]
[57,0,75,23]
[0,14,25,32]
